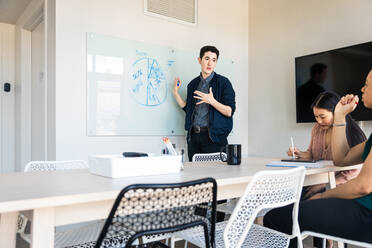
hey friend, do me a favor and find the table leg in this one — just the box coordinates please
[328,171,336,189]
[0,212,17,248]
[328,172,345,248]
[31,207,55,248]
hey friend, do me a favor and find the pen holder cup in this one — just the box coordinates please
[176,148,185,164]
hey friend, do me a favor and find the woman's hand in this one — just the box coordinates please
[287,147,300,158]
[334,94,359,116]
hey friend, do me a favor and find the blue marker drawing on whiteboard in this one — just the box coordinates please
[130,54,172,106]
[136,50,147,57]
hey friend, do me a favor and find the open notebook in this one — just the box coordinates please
[266,160,334,168]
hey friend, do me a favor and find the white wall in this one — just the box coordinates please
[248,0,372,157]
[55,0,248,160]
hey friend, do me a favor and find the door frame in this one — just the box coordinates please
[15,0,52,171]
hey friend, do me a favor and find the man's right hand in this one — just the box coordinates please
[172,77,186,108]
[173,77,181,96]
[335,94,359,117]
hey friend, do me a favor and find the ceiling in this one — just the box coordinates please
[0,0,33,24]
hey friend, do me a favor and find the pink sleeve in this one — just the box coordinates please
[306,125,317,156]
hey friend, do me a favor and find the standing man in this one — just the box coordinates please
[173,45,236,161]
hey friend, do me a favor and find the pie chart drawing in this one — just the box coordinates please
[130,57,167,106]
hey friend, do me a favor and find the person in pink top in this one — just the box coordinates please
[288,92,366,198]
[287,91,366,248]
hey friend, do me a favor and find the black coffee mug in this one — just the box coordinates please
[220,144,241,165]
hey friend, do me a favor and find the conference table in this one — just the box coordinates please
[0,157,362,248]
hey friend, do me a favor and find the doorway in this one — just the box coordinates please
[31,19,46,161]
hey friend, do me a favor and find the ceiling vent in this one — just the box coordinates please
[144,0,197,25]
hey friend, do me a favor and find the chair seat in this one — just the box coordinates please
[216,199,238,214]
[23,221,147,248]
[65,239,166,248]
[55,222,105,248]
[217,199,271,218]
[19,222,106,247]
[302,231,372,248]
[20,218,185,248]
[177,221,290,248]
[56,221,173,248]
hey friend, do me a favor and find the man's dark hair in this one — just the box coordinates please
[310,63,327,77]
[199,45,219,59]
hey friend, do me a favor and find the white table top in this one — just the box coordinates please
[0,157,361,213]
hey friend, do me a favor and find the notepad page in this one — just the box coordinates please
[266,160,333,168]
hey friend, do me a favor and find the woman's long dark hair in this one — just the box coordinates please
[311,91,366,147]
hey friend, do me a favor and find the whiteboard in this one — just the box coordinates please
[87,33,234,136]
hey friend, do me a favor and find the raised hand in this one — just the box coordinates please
[194,87,216,105]
[335,94,359,116]
[173,77,181,96]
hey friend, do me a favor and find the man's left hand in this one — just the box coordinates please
[194,87,216,105]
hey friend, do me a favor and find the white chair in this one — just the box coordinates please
[192,152,227,162]
[23,160,88,171]
[17,160,106,248]
[153,153,228,247]
[301,231,372,248]
[192,152,236,213]
[176,167,306,248]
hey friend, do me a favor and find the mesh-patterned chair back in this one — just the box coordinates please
[95,178,217,248]
[24,160,88,172]
[192,152,227,162]
[224,167,306,248]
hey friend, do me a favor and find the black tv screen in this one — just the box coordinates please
[295,41,372,123]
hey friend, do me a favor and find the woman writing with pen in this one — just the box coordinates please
[287,91,366,200]
[265,70,372,247]
[287,91,366,248]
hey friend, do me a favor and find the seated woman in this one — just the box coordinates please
[288,92,366,248]
[264,69,372,247]
[287,91,366,200]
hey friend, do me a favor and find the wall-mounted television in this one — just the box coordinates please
[295,41,372,123]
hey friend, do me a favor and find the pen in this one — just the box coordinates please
[177,80,180,87]
[291,136,296,159]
